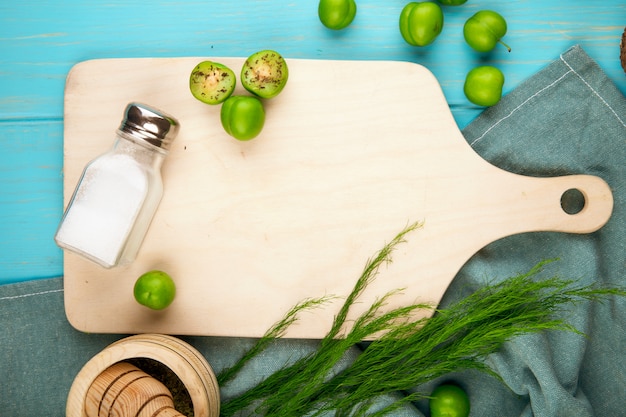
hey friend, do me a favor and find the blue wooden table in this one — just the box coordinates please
[1,0,625,284]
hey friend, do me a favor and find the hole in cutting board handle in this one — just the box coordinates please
[560,188,585,215]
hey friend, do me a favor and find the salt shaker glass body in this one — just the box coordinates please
[55,103,180,268]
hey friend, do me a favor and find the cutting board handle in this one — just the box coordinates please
[505,173,613,234]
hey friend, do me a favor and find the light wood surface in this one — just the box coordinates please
[62,57,613,339]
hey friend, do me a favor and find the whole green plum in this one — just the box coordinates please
[464,66,505,107]
[220,96,266,141]
[399,2,444,47]
[430,384,470,417]
[318,0,357,30]
[464,10,511,52]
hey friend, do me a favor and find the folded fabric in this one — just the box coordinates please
[1,45,623,416]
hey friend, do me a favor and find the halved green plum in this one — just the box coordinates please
[189,61,236,105]
[241,50,289,99]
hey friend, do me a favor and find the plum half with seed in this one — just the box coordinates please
[241,50,289,99]
[189,61,236,105]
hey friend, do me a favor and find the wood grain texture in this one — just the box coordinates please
[66,334,220,417]
[1,0,625,284]
[62,57,613,338]
[84,362,184,417]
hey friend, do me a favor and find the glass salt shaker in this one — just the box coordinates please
[54,102,180,268]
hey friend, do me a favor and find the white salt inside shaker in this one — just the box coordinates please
[55,102,180,268]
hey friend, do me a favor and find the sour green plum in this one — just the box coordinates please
[133,270,176,310]
[399,2,444,47]
[464,10,511,52]
[220,95,266,141]
[241,50,289,99]
[189,61,236,105]
[318,0,357,30]
[430,384,470,417]
[464,66,505,107]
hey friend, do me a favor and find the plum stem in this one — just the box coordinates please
[499,39,512,52]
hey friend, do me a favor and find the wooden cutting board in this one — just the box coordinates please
[62,57,613,339]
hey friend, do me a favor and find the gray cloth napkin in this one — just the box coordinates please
[1,45,624,416]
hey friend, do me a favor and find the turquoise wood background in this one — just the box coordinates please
[1,0,625,284]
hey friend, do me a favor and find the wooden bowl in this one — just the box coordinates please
[66,334,220,417]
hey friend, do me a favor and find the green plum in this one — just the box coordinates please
[430,384,470,417]
[189,61,236,105]
[437,0,467,5]
[464,66,504,107]
[318,0,357,30]
[399,2,444,47]
[241,50,289,99]
[133,270,176,310]
[464,10,511,53]
[220,95,266,141]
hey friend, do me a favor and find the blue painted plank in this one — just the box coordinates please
[0,0,625,283]
[0,121,64,282]
[1,0,624,121]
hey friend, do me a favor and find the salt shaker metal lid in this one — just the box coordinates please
[117,102,180,150]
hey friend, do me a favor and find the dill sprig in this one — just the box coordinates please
[218,222,625,417]
[217,295,334,386]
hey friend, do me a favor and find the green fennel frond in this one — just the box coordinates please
[218,223,626,417]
